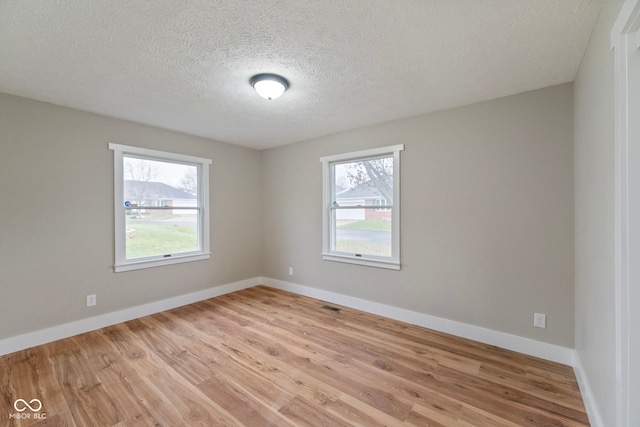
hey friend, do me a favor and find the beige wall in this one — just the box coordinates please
[574,1,623,425]
[0,79,577,350]
[262,83,575,347]
[0,93,262,339]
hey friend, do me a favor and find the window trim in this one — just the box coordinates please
[109,143,212,272]
[320,144,404,270]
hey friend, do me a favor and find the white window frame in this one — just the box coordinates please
[109,143,211,272]
[320,144,404,270]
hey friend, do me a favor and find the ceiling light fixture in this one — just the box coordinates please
[250,73,289,100]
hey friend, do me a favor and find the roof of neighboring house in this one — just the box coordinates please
[124,180,196,200]
[337,184,385,200]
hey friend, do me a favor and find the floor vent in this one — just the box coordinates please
[322,305,341,312]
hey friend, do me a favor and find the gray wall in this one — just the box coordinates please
[0,93,262,340]
[262,83,575,347]
[574,1,623,425]
[1,84,576,350]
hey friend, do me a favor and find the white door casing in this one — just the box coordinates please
[611,2,640,426]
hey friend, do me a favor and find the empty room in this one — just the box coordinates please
[1,1,638,426]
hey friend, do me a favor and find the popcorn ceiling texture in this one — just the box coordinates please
[0,0,603,149]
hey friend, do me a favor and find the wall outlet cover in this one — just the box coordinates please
[534,312,546,328]
[87,294,97,307]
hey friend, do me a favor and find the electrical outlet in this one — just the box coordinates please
[87,294,97,307]
[288,267,293,276]
[534,312,546,328]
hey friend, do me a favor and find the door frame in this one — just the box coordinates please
[611,2,640,426]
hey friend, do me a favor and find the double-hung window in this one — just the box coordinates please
[321,144,404,270]
[109,144,211,272]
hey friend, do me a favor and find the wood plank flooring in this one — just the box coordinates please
[0,285,589,426]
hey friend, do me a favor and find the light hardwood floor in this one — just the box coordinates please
[0,286,589,426]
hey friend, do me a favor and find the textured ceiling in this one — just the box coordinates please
[0,0,604,150]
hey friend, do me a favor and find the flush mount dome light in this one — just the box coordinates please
[250,73,289,100]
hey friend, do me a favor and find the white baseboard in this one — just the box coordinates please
[573,352,604,427]
[261,277,575,366]
[0,277,258,356]
[0,275,574,367]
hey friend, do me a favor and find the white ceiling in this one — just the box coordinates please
[0,0,604,150]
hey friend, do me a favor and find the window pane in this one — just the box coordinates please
[333,156,393,205]
[125,210,199,259]
[122,156,199,259]
[333,209,392,257]
[123,157,198,206]
[332,155,393,258]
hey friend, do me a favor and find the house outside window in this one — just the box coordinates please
[320,144,404,270]
[372,198,391,214]
[109,144,211,272]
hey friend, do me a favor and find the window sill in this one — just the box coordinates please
[322,253,401,270]
[114,252,211,272]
